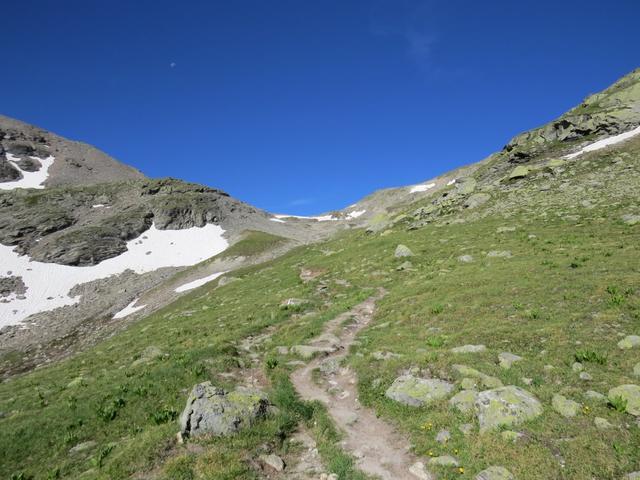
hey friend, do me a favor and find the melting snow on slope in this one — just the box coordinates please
[409,182,436,193]
[270,218,286,223]
[273,214,338,222]
[113,298,146,319]
[447,179,456,186]
[0,223,228,328]
[0,154,55,190]
[346,210,366,219]
[564,125,640,159]
[175,271,227,293]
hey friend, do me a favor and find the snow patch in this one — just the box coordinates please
[564,125,640,159]
[409,182,436,193]
[347,210,366,219]
[175,271,227,293]
[270,218,286,223]
[447,179,456,186]
[0,223,228,328]
[0,154,55,190]
[113,298,146,319]
[92,204,105,208]
[273,213,338,222]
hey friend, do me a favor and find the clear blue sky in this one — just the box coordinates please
[3,1,639,214]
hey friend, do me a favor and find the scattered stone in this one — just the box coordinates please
[395,244,414,258]
[259,453,285,472]
[498,352,523,369]
[552,394,581,417]
[281,298,307,309]
[428,455,459,467]
[572,362,584,372]
[465,193,491,209]
[608,385,640,416]
[475,386,543,432]
[409,461,435,480]
[624,472,640,480]
[457,255,474,263]
[385,375,454,407]
[500,430,523,442]
[451,344,486,354]
[319,359,340,375]
[459,423,474,435]
[496,226,516,233]
[396,261,414,271]
[179,382,269,438]
[509,166,530,180]
[475,466,515,480]
[66,376,86,388]
[584,390,607,402]
[618,335,640,349]
[622,214,640,225]
[543,364,555,371]
[579,372,592,381]
[487,250,512,258]
[521,377,533,386]
[449,390,478,413]
[372,351,402,361]
[69,441,97,455]
[634,363,640,378]
[452,364,502,388]
[290,345,336,359]
[594,417,613,430]
[435,429,451,443]
[276,346,289,355]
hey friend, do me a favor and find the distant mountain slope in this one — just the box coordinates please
[0,114,145,187]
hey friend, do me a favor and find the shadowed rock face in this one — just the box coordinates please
[0,157,21,182]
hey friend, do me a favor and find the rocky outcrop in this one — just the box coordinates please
[179,382,270,438]
[475,386,543,432]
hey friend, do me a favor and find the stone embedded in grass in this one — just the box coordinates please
[584,390,607,403]
[500,430,523,442]
[634,363,640,378]
[290,345,336,359]
[624,472,640,480]
[475,466,515,480]
[396,261,414,271]
[452,364,503,388]
[409,461,436,480]
[66,376,87,388]
[594,417,613,429]
[385,375,454,407]
[179,382,269,438]
[131,345,164,367]
[498,352,523,369]
[428,455,459,467]
[457,255,474,263]
[459,423,474,435]
[579,372,592,381]
[496,226,516,233]
[461,377,478,390]
[475,386,543,433]
[371,350,402,361]
[618,335,640,349]
[259,454,285,472]
[608,385,640,416]
[572,362,584,372]
[465,193,491,209]
[622,214,640,225]
[69,440,97,455]
[552,394,581,417]
[435,429,451,443]
[509,166,530,180]
[449,390,478,413]
[451,344,486,354]
[487,250,512,258]
[394,244,414,258]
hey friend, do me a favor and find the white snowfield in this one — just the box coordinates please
[0,223,228,328]
[409,182,435,193]
[0,154,55,190]
[273,213,338,222]
[175,271,227,293]
[346,209,366,219]
[270,218,286,223]
[447,179,457,186]
[564,125,640,159]
[113,298,146,319]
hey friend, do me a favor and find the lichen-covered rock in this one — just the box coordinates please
[457,255,474,263]
[608,384,640,416]
[475,386,543,432]
[385,375,454,407]
[290,344,336,359]
[624,472,640,480]
[498,352,523,369]
[634,363,640,378]
[449,390,478,413]
[622,214,640,225]
[584,390,607,403]
[594,417,613,429]
[435,429,451,443]
[509,166,530,180]
[465,193,491,209]
[552,394,580,417]
[487,250,512,258]
[179,382,269,437]
[475,466,515,480]
[451,344,486,354]
[618,335,640,349]
[452,364,503,388]
[131,345,164,367]
[394,244,414,258]
[259,453,285,472]
[428,455,459,467]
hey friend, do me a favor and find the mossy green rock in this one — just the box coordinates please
[449,390,478,413]
[475,466,515,480]
[179,382,269,437]
[475,386,542,432]
[394,244,414,258]
[608,385,640,416]
[618,335,640,349]
[385,375,454,407]
[509,166,530,180]
[452,364,503,388]
[552,394,580,417]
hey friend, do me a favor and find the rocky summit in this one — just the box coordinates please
[1,68,640,480]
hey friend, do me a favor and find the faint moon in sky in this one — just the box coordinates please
[170,62,176,68]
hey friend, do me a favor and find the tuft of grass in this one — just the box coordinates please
[609,396,628,413]
[574,349,607,365]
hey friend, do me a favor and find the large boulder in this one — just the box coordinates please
[475,386,543,432]
[385,375,454,407]
[608,385,640,416]
[179,382,270,438]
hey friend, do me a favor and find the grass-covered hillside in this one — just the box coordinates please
[2,73,640,480]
